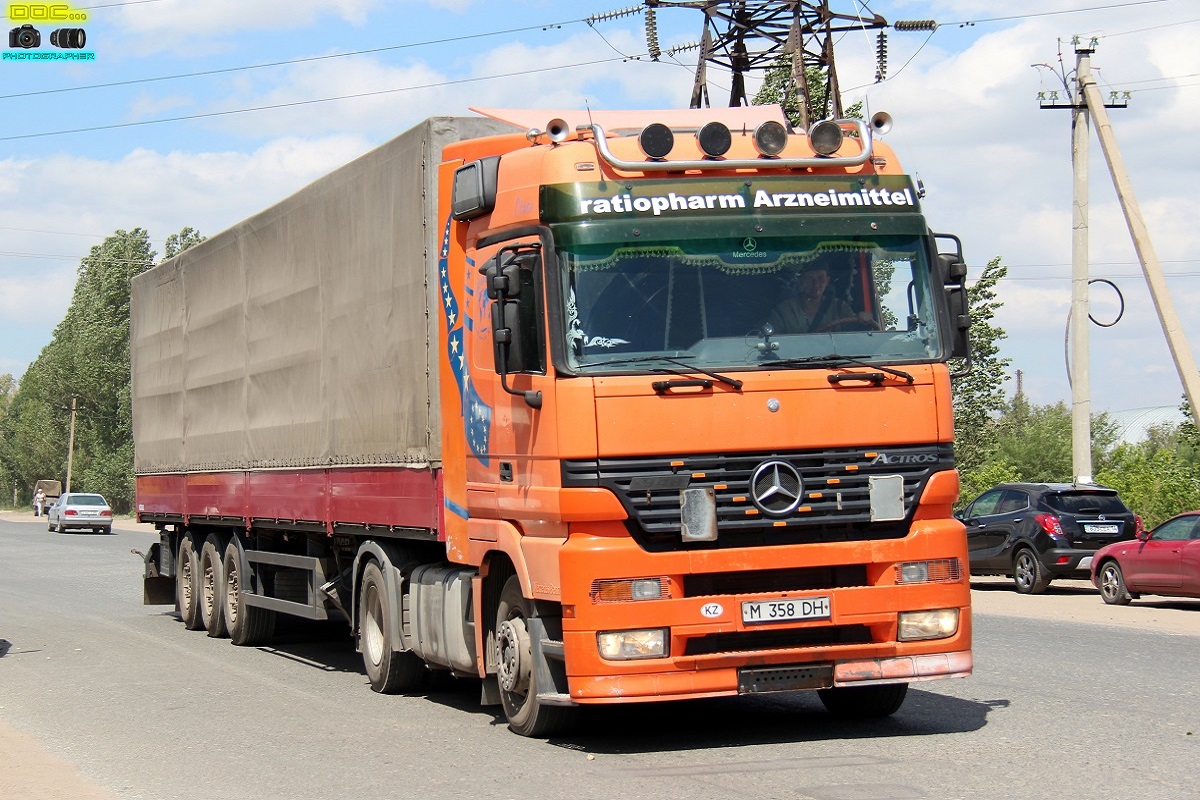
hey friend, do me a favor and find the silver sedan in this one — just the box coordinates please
[47,492,113,534]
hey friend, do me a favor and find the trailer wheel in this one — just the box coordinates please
[494,576,576,738]
[359,561,423,693]
[200,534,229,638]
[223,540,276,646]
[176,533,204,630]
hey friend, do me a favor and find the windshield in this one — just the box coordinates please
[558,226,943,372]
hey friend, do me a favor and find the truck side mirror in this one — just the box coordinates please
[934,238,971,366]
[480,248,542,409]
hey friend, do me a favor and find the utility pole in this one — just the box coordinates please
[65,396,77,493]
[1039,38,1126,484]
[1079,56,1200,425]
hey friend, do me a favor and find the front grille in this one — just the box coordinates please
[683,624,873,656]
[564,443,953,552]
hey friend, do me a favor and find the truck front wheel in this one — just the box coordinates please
[358,561,423,693]
[818,683,909,718]
[494,576,576,738]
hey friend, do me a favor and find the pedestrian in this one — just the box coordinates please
[34,487,46,517]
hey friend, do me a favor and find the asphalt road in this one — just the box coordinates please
[1,512,1197,800]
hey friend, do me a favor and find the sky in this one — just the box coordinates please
[1,0,1198,421]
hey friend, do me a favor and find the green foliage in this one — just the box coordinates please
[958,460,1021,508]
[989,396,1118,484]
[752,59,863,126]
[951,257,1011,479]
[0,226,202,512]
[164,226,206,260]
[1096,442,1200,528]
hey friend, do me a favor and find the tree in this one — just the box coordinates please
[950,257,1012,482]
[0,226,202,512]
[164,226,205,260]
[753,60,863,126]
[990,397,1118,485]
[1097,442,1200,528]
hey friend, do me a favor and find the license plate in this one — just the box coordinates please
[742,596,831,625]
[1084,523,1119,534]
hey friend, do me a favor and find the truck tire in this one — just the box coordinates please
[200,534,229,638]
[177,533,204,630]
[494,576,577,738]
[358,561,424,693]
[222,540,276,646]
[818,683,909,718]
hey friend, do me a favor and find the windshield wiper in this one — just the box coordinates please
[759,354,914,384]
[578,354,743,390]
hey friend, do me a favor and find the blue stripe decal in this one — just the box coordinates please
[444,496,470,520]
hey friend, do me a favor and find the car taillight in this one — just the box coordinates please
[1034,513,1065,537]
[101,510,112,517]
[64,509,78,516]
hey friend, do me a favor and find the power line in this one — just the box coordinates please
[0,18,585,101]
[943,0,1174,28]
[0,55,637,142]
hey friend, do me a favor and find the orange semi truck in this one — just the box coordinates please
[134,106,973,736]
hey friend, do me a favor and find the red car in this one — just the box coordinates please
[1091,511,1200,604]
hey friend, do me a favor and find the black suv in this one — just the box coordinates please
[957,482,1141,594]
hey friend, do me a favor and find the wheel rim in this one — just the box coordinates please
[225,560,239,628]
[363,584,385,668]
[1100,565,1119,600]
[202,558,216,619]
[1014,552,1033,589]
[180,553,193,610]
[496,615,531,698]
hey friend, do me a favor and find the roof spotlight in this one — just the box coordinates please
[696,121,732,158]
[638,123,675,159]
[753,120,788,157]
[808,120,844,156]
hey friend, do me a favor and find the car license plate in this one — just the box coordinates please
[742,596,831,625]
[1084,523,1119,534]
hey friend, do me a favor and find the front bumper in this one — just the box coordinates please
[557,523,972,703]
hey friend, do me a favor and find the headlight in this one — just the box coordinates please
[597,628,668,660]
[898,609,959,641]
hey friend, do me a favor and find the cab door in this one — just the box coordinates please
[464,236,559,507]
[1128,515,1196,590]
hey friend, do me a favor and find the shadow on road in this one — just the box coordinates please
[970,578,1097,596]
[150,611,1006,749]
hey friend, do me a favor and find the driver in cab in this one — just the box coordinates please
[767,259,860,333]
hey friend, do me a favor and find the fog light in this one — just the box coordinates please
[753,120,788,156]
[597,628,668,660]
[638,123,674,159]
[898,609,959,641]
[696,121,732,157]
[808,119,844,156]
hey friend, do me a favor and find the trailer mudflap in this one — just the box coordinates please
[141,542,175,606]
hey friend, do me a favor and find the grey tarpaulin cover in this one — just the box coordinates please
[131,116,514,474]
